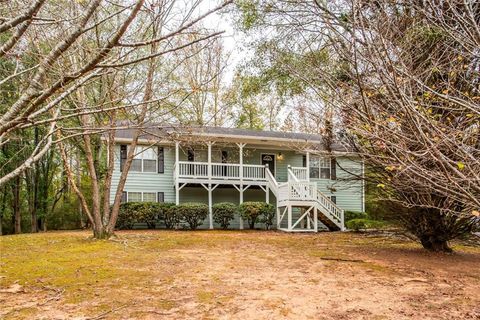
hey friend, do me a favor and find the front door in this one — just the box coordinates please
[261,154,276,176]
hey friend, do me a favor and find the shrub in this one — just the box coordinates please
[163,206,179,229]
[154,203,176,228]
[116,202,175,230]
[260,203,275,230]
[175,202,208,230]
[346,219,385,232]
[344,211,368,222]
[239,202,271,229]
[212,202,237,229]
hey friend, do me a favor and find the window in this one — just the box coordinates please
[126,192,161,202]
[143,192,157,202]
[309,157,320,179]
[319,157,331,179]
[126,146,158,173]
[309,156,335,180]
[142,148,157,173]
[128,192,142,202]
[330,196,337,204]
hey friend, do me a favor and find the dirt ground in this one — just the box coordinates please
[0,230,479,320]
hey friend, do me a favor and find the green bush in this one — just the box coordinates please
[346,218,385,232]
[239,202,272,229]
[163,206,179,229]
[212,202,237,229]
[344,211,368,222]
[116,202,175,230]
[175,202,208,230]
[260,203,275,230]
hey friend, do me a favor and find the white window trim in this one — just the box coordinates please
[126,191,161,202]
[131,146,158,173]
[310,155,331,180]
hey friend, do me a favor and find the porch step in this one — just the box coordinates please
[318,212,341,231]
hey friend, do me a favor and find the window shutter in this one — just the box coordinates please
[302,155,307,167]
[330,158,337,180]
[157,146,164,173]
[120,145,127,172]
[121,191,127,203]
[157,192,164,203]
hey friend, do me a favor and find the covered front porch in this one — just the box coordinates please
[172,140,311,229]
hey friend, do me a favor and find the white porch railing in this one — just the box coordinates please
[178,161,209,177]
[177,161,266,181]
[289,182,318,200]
[211,163,240,179]
[315,190,343,224]
[290,166,308,181]
[244,164,266,180]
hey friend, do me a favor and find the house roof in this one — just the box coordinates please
[113,125,351,152]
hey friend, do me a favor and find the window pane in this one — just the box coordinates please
[128,192,142,202]
[134,146,143,159]
[309,156,319,179]
[143,159,156,172]
[320,168,331,179]
[130,159,142,172]
[143,192,156,202]
[142,147,156,160]
[320,157,332,168]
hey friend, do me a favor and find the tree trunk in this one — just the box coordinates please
[12,176,21,234]
[420,236,452,253]
[31,127,39,233]
[93,225,112,239]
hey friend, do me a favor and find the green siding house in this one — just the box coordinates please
[110,126,364,231]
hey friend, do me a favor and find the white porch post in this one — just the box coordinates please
[175,141,180,205]
[207,142,213,229]
[276,207,281,229]
[239,187,244,230]
[208,186,213,229]
[314,206,318,232]
[207,142,212,179]
[306,151,310,181]
[266,186,269,203]
[237,143,246,230]
[287,205,292,231]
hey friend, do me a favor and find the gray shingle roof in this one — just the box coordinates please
[113,125,350,152]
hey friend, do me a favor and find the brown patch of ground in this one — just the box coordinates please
[0,230,479,319]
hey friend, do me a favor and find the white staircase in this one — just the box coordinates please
[265,166,345,232]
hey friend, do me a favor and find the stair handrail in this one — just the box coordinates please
[265,165,279,197]
[287,165,300,183]
[315,190,343,224]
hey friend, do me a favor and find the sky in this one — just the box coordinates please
[197,0,249,82]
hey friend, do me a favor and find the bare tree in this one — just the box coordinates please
[0,0,232,188]
[235,0,480,251]
[53,0,231,239]
[169,32,230,126]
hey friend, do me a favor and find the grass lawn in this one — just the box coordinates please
[1,230,479,319]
